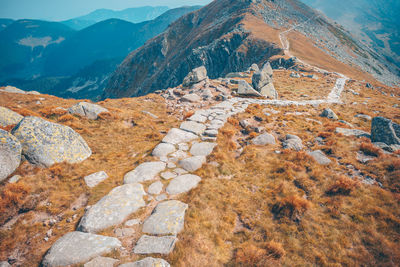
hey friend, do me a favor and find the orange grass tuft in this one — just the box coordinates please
[326,176,358,196]
[272,195,311,222]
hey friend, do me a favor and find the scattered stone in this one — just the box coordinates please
[339,120,353,127]
[8,174,21,183]
[190,142,217,156]
[355,114,372,121]
[282,134,303,151]
[133,235,177,255]
[0,129,21,182]
[124,162,166,184]
[204,129,218,137]
[320,108,338,120]
[41,231,121,267]
[68,102,109,120]
[11,116,91,167]
[357,152,375,164]
[178,156,206,172]
[0,107,23,127]
[260,83,278,99]
[142,111,158,119]
[371,117,400,145]
[142,200,188,235]
[84,171,108,188]
[166,174,202,195]
[290,72,300,78]
[119,258,170,267]
[249,63,259,72]
[161,171,177,180]
[77,183,146,233]
[125,219,140,227]
[84,257,119,267]
[182,66,207,87]
[162,128,198,145]
[181,93,201,103]
[307,150,331,165]
[366,83,373,89]
[152,143,176,158]
[237,80,261,96]
[188,113,207,123]
[180,121,206,135]
[252,133,276,145]
[114,227,135,237]
[148,181,163,195]
[239,119,250,129]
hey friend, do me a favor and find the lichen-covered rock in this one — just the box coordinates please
[42,231,121,267]
[182,66,208,87]
[0,129,21,182]
[371,117,400,145]
[68,102,109,120]
[119,257,170,267]
[11,116,91,167]
[77,183,146,233]
[0,107,23,127]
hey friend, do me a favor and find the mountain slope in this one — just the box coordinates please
[61,6,170,30]
[105,0,400,99]
[0,19,14,31]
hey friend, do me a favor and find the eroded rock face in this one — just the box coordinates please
[77,183,146,233]
[182,66,208,87]
[371,117,400,145]
[11,116,91,167]
[0,129,21,182]
[42,231,121,267]
[0,107,23,127]
[68,102,109,120]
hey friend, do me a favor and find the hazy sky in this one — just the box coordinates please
[0,0,213,21]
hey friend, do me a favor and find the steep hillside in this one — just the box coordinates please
[105,0,400,99]
[0,19,14,31]
[62,6,170,30]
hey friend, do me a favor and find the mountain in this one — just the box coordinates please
[0,19,75,81]
[61,6,170,30]
[105,0,400,99]
[0,19,14,31]
[302,0,400,71]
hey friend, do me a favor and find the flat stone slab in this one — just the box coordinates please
[162,128,198,145]
[0,107,23,127]
[161,171,177,180]
[84,171,108,188]
[166,174,202,195]
[178,156,206,172]
[335,128,370,138]
[42,231,121,267]
[152,143,176,158]
[188,113,207,123]
[124,161,166,184]
[190,142,217,156]
[252,133,276,145]
[84,256,119,267]
[119,257,170,267]
[133,235,177,255]
[142,200,188,235]
[77,183,146,233]
[180,121,206,135]
[307,150,332,165]
[148,181,163,195]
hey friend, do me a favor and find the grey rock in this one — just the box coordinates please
[252,133,276,145]
[173,168,188,175]
[114,227,135,237]
[188,113,207,123]
[181,93,201,103]
[41,231,121,267]
[237,80,261,96]
[11,116,91,167]
[0,129,21,182]
[282,135,303,151]
[161,171,177,180]
[226,72,249,78]
[249,63,259,72]
[190,142,217,156]
[142,200,188,235]
[119,258,170,267]
[84,171,108,188]
[355,114,372,121]
[77,183,146,233]
[1,86,25,94]
[152,143,176,158]
[134,235,177,254]
[307,150,331,165]
[180,121,206,135]
[68,102,109,120]
[320,108,338,120]
[124,162,166,184]
[204,129,218,137]
[162,128,198,145]
[371,117,400,145]
[148,181,163,195]
[84,257,119,267]
[8,174,21,183]
[178,156,206,172]
[156,194,167,201]
[168,150,189,162]
[335,128,370,138]
[259,83,278,99]
[0,262,10,267]
[166,174,202,195]
[178,143,189,151]
[182,66,207,87]
[0,107,23,127]
[239,119,250,128]
[252,62,273,90]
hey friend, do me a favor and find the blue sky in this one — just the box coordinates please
[0,0,213,21]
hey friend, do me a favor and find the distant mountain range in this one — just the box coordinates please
[0,6,201,100]
[61,6,170,30]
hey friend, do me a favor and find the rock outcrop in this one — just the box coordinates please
[0,107,23,127]
[371,117,400,145]
[11,116,92,167]
[68,102,109,120]
[0,129,21,181]
[182,66,208,87]
[252,62,277,98]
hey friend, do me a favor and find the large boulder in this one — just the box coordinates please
[0,107,23,127]
[260,83,278,99]
[371,117,400,145]
[237,81,261,96]
[282,134,303,151]
[182,66,208,87]
[41,231,121,267]
[77,183,146,233]
[0,129,21,182]
[11,116,91,167]
[252,62,277,98]
[68,102,109,120]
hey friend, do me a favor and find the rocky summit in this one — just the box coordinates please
[0,0,399,266]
